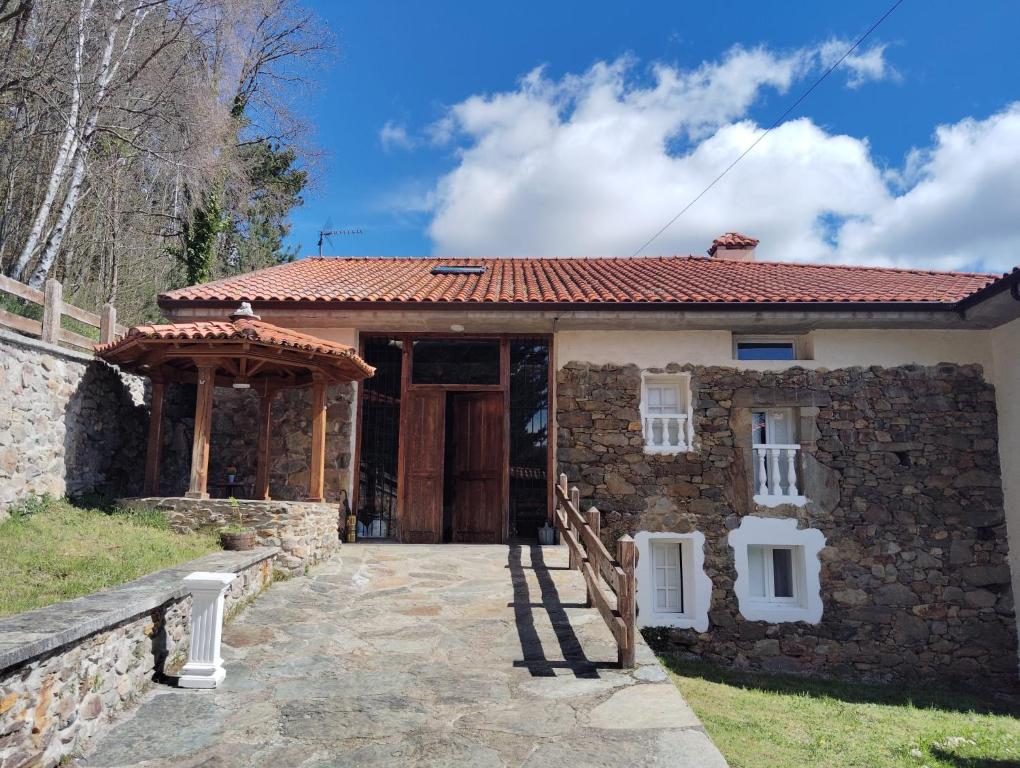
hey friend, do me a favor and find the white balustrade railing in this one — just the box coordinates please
[643,414,692,453]
[753,443,805,505]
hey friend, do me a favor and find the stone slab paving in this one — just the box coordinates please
[78,543,727,768]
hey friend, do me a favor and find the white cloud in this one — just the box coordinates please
[819,39,899,89]
[379,121,414,152]
[388,44,1019,273]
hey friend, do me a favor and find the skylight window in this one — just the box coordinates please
[431,265,485,275]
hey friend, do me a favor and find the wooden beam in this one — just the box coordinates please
[185,365,216,499]
[143,377,165,495]
[306,377,327,502]
[254,386,276,500]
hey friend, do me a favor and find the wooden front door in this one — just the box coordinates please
[399,390,445,543]
[450,392,505,543]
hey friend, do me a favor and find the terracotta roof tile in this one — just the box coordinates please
[159,256,998,308]
[97,318,374,376]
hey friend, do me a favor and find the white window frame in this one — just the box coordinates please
[732,334,809,361]
[635,531,712,632]
[729,516,825,624]
[747,544,802,604]
[639,372,693,455]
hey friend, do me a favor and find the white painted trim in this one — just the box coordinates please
[753,494,807,508]
[639,371,694,454]
[635,530,712,632]
[728,516,825,624]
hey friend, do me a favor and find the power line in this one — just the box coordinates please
[631,0,906,257]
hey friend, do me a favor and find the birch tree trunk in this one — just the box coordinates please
[10,0,93,279]
[27,0,134,287]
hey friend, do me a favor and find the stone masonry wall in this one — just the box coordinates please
[0,331,148,517]
[0,552,274,768]
[157,383,355,502]
[118,497,340,574]
[557,360,1017,685]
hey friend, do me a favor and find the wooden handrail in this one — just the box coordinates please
[554,473,638,668]
[0,275,121,350]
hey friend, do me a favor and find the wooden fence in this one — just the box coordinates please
[553,473,638,668]
[0,275,125,351]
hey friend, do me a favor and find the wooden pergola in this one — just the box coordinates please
[97,305,374,501]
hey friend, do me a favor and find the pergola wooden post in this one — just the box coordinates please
[143,376,165,495]
[306,376,327,502]
[254,385,277,500]
[186,364,216,499]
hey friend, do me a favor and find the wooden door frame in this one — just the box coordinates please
[353,332,553,543]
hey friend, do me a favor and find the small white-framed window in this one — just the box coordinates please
[751,408,805,507]
[640,372,693,454]
[747,544,800,603]
[635,531,712,632]
[729,516,825,624]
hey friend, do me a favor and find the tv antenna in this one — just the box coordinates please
[317,219,363,256]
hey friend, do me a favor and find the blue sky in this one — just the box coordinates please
[287,1,1020,272]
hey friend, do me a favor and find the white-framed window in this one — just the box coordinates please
[747,544,800,603]
[728,516,825,624]
[733,334,809,361]
[640,372,693,454]
[752,408,805,507]
[635,531,712,632]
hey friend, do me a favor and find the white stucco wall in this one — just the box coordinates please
[555,329,995,371]
[991,317,1020,651]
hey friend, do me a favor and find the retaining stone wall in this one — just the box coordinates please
[0,332,147,517]
[118,497,339,574]
[0,550,275,768]
[557,360,1018,685]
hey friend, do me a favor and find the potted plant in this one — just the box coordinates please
[226,466,237,484]
[220,497,256,551]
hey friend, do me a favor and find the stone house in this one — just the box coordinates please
[154,233,1020,684]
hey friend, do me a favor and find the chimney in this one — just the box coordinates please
[708,232,758,261]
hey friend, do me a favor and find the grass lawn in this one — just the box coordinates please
[657,653,1020,768]
[0,496,219,617]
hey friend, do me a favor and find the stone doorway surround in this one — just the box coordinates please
[79,544,727,767]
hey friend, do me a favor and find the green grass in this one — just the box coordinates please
[657,653,1020,768]
[0,496,219,617]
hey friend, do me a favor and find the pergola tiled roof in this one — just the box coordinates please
[96,317,374,383]
[158,256,997,309]
[96,307,374,503]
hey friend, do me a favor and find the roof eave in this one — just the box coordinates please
[157,297,969,314]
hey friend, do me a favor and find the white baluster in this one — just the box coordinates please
[756,448,768,495]
[786,448,798,497]
[768,448,780,496]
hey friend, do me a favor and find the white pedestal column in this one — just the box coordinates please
[178,571,237,689]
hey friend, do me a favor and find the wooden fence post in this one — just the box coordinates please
[568,486,581,571]
[617,534,637,668]
[585,506,600,607]
[100,303,117,344]
[41,278,62,344]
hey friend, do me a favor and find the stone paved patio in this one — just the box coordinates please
[79,543,727,767]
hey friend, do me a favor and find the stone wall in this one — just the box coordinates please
[156,383,355,502]
[0,331,148,517]
[557,360,1018,685]
[117,497,339,574]
[0,549,276,768]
